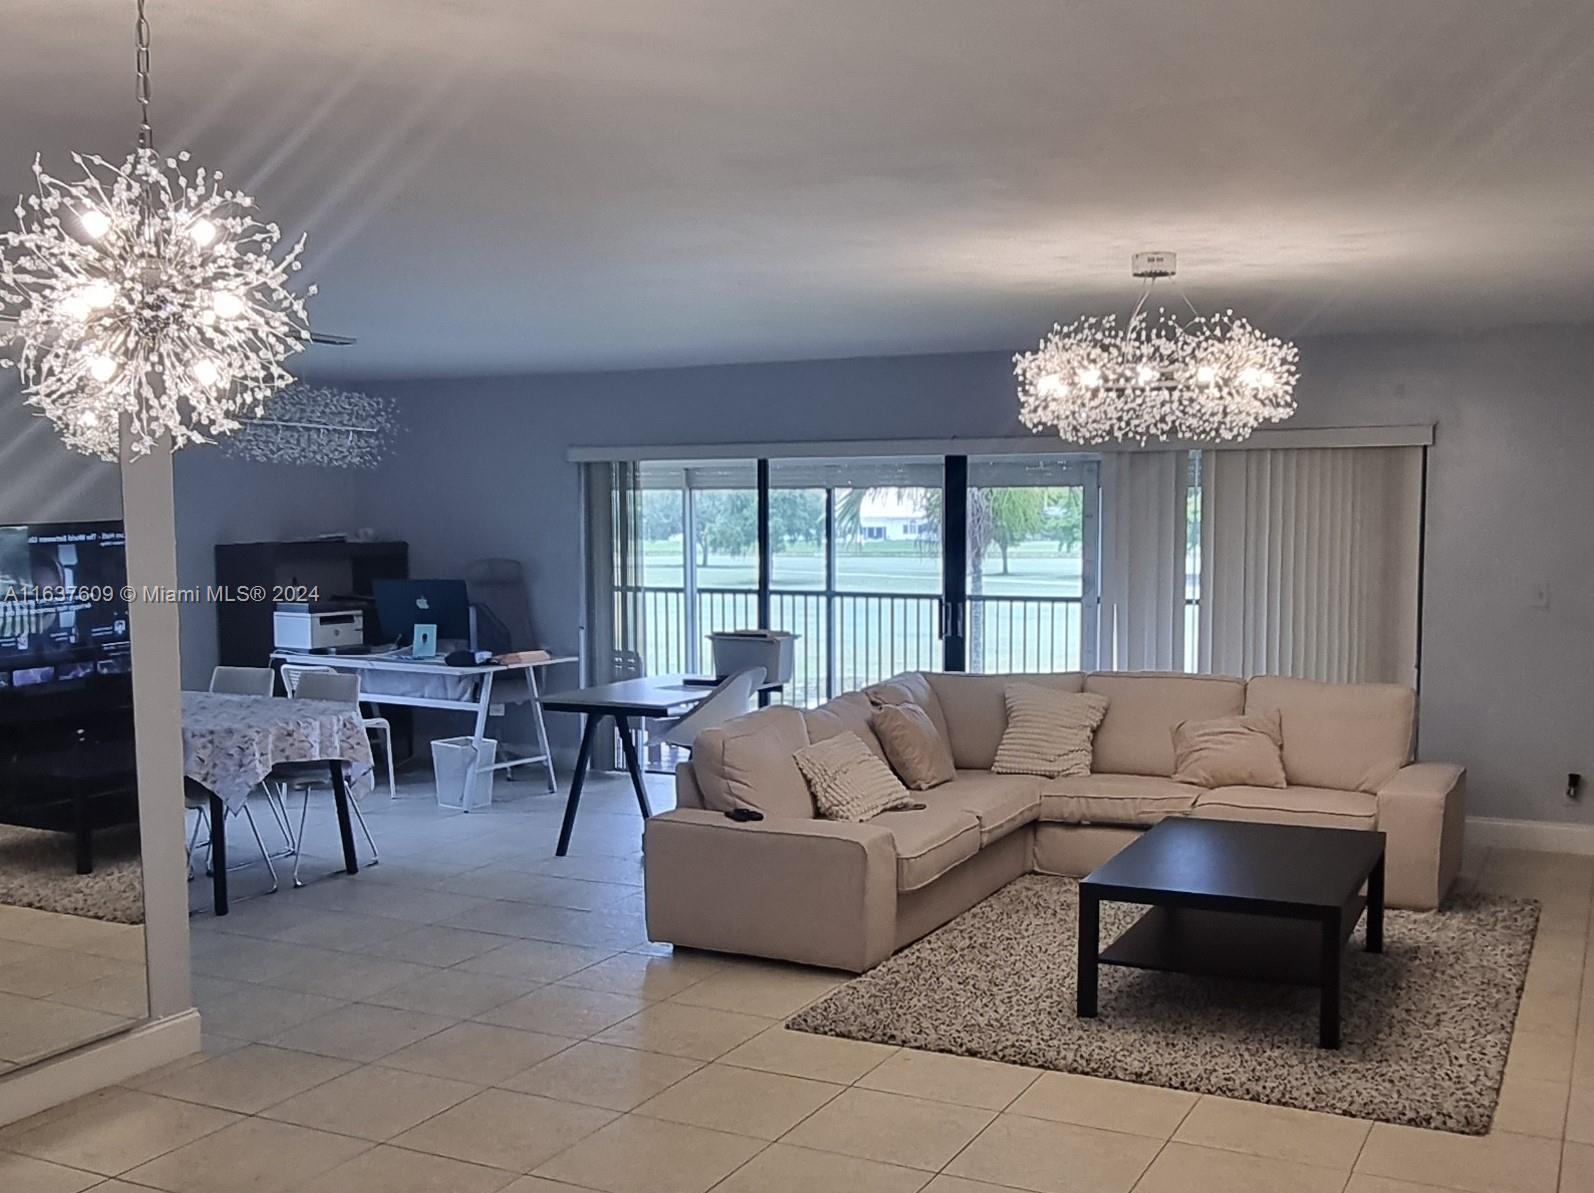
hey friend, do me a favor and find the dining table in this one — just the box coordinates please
[181,690,374,914]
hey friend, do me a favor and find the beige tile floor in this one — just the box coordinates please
[0,905,147,1071]
[1,768,1590,1193]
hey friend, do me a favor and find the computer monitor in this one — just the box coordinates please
[372,579,473,648]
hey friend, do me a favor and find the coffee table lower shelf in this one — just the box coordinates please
[1099,897,1368,987]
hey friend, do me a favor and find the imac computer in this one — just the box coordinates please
[372,578,474,652]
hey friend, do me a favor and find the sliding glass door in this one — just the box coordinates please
[768,457,944,703]
[965,455,1100,673]
[628,459,758,679]
[587,447,1185,705]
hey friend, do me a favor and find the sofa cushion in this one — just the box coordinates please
[927,771,1042,844]
[804,691,890,762]
[870,701,956,791]
[866,672,953,747]
[1084,672,1247,776]
[1170,709,1287,789]
[1244,676,1414,794]
[1190,784,1378,830]
[870,804,982,891]
[992,685,1109,778]
[692,705,814,819]
[794,731,919,822]
[1040,774,1204,827]
[924,671,1085,770]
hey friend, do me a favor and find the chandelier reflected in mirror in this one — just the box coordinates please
[221,384,400,470]
[1015,252,1298,445]
[0,0,322,459]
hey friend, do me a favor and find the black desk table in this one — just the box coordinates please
[1077,818,1385,1049]
[539,675,777,857]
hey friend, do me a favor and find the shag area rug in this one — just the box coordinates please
[0,825,145,924]
[788,875,1537,1134]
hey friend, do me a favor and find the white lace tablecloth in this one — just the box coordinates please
[182,691,375,812]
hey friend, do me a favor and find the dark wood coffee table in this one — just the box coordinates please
[1076,818,1385,1048]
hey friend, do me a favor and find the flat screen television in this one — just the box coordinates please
[0,519,132,698]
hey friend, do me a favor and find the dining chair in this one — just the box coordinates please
[208,665,277,696]
[276,669,381,886]
[189,662,282,892]
[282,664,396,800]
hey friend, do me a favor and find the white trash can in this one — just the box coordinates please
[431,736,497,811]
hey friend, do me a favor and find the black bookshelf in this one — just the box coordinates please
[214,538,409,667]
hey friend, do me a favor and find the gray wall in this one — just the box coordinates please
[338,323,1594,826]
[170,448,359,687]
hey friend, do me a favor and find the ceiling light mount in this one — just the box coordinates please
[1014,251,1298,444]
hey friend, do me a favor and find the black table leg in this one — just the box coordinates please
[556,714,601,857]
[1077,887,1099,1017]
[1319,907,1342,1048]
[329,762,359,876]
[73,790,93,875]
[1366,855,1385,954]
[614,714,653,821]
[209,794,229,916]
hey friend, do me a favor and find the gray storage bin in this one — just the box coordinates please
[708,630,798,685]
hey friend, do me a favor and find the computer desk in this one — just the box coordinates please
[273,650,576,797]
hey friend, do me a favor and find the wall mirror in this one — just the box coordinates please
[0,443,148,1074]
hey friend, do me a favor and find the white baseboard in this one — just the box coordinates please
[1467,816,1594,856]
[0,1009,201,1127]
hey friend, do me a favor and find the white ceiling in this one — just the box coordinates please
[3,0,1592,378]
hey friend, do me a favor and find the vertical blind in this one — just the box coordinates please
[1099,451,1188,671]
[1197,446,1422,685]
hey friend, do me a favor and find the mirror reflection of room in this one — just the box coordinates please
[0,516,147,1074]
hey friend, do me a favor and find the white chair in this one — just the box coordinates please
[276,669,381,886]
[187,665,282,894]
[208,665,276,696]
[282,664,395,800]
[647,667,766,753]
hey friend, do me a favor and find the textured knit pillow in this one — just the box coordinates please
[1171,709,1287,788]
[794,731,918,821]
[991,684,1109,778]
[870,701,955,791]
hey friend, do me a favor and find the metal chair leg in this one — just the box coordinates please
[290,786,313,888]
[241,805,279,893]
[348,797,380,864]
[186,805,206,880]
[263,783,297,853]
[380,727,396,799]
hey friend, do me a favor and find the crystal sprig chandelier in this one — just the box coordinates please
[221,385,400,470]
[1015,252,1298,444]
[0,0,316,460]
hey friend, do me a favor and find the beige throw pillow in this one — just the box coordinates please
[991,684,1109,778]
[1171,709,1287,788]
[794,731,918,821]
[870,701,955,791]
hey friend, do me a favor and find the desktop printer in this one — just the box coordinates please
[272,602,366,652]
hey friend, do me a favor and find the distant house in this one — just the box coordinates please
[856,490,932,543]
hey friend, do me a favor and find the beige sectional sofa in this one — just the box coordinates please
[643,671,1465,972]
